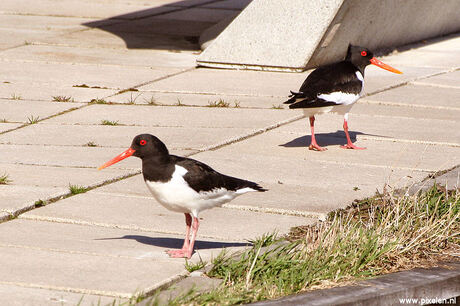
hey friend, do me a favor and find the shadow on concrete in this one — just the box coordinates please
[82,0,249,51]
[96,235,249,249]
[280,130,386,148]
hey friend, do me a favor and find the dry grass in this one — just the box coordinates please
[170,184,459,305]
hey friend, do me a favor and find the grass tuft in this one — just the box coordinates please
[208,99,230,108]
[34,200,46,207]
[127,93,140,104]
[185,257,207,273]
[175,98,184,106]
[27,115,40,124]
[271,104,283,109]
[69,184,89,195]
[0,173,12,185]
[173,184,459,304]
[11,93,22,100]
[0,118,8,123]
[90,98,109,104]
[100,119,119,126]
[144,96,158,106]
[52,95,73,102]
[84,141,98,147]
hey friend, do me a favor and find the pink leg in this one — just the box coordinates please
[168,215,199,259]
[167,213,192,257]
[308,116,327,151]
[340,117,366,150]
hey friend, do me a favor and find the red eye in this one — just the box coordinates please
[139,140,146,146]
[361,51,367,57]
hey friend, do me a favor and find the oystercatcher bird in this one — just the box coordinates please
[284,45,402,151]
[98,134,266,259]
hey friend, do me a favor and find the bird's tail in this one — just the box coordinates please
[284,90,305,104]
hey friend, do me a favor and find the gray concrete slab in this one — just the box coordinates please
[366,84,460,109]
[0,124,253,151]
[0,82,116,103]
[0,44,198,69]
[381,49,460,70]
[0,283,127,306]
[0,185,67,213]
[155,7,239,23]
[109,90,284,108]
[0,144,193,169]
[353,102,460,122]
[44,104,294,128]
[21,190,315,240]
[412,70,460,89]
[0,123,21,133]
[0,99,85,123]
[0,58,183,90]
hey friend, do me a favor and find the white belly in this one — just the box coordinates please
[303,104,354,117]
[144,165,253,217]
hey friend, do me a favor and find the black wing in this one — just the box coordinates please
[173,156,267,193]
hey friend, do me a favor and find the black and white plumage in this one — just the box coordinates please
[98,134,266,258]
[284,45,402,151]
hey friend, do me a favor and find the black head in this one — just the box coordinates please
[98,134,169,170]
[130,134,169,160]
[346,45,374,68]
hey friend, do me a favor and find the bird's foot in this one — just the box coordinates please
[166,248,193,259]
[309,143,327,151]
[340,143,366,150]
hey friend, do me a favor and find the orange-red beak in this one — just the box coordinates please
[98,148,136,170]
[370,57,403,74]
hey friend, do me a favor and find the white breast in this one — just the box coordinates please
[144,165,254,217]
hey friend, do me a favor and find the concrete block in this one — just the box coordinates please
[0,185,67,212]
[0,99,85,123]
[0,123,21,133]
[412,70,460,89]
[110,91,284,108]
[44,104,294,129]
[198,0,460,71]
[0,44,198,69]
[22,190,315,240]
[364,84,460,109]
[0,283,128,306]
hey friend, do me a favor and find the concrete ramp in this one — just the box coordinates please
[197,0,460,72]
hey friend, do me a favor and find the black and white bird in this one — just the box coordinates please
[98,134,266,259]
[284,45,402,151]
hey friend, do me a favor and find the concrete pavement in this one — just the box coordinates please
[0,0,459,304]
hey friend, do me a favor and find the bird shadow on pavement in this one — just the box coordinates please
[96,235,249,250]
[280,130,387,148]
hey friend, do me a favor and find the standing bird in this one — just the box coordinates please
[98,134,266,259]
[284,45,402,151]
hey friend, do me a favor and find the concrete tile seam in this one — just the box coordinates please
[410,81,460,90]
[108,67,197,98]
[0,280,132,299]
[354,112,460,124]
[196,114,305,152]
[363,68,457,98]
[0,161,137,170]
[136,89,286,98]
[0,105,84,135]
[309,159,437,173]
[18,215,245,242]
[134,272,189,301]
[359,136,460,147]
[89,191,325,218]
[360,99,460,112]
[0,243,175,262]
[221,204,325,219]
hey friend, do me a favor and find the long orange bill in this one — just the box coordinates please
[98,148,136,170]
[370,57,403,74]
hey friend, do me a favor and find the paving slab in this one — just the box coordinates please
[44,104,294,128]
[0,99,85,123]
[38,27,201,51]
[0,58,184,90]
[0,0,162,19]
[0,283,127,306]
[0,122,21,133]
[365,83,460,109]
[353,101,460,121]
[0,82,116,103]
[0,185,67,213]
[381,49,460,69]
[411,69,460,89]
[280,112,460,145]
[22,190,315,240]
[109,90,284,108]
[0,124,253,151]
[0,44,198,69]
[0,144,193,169]
[0,29,56,51]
